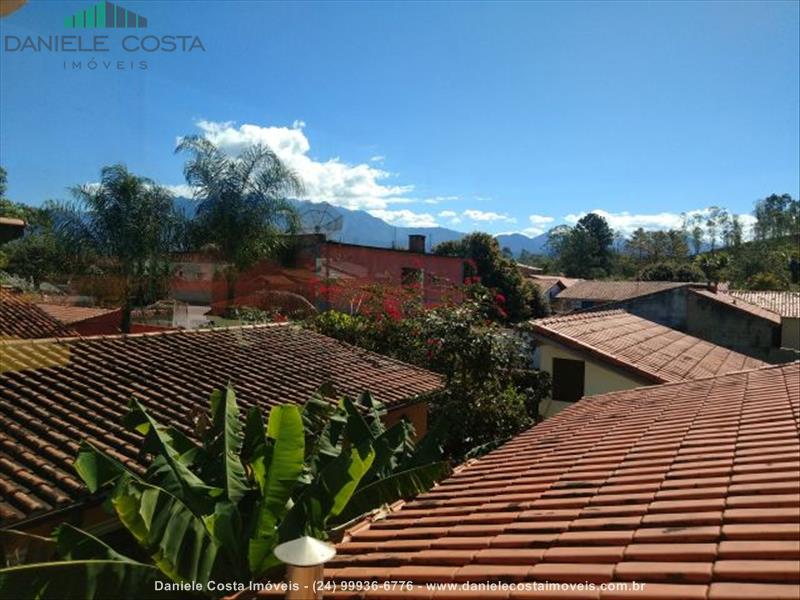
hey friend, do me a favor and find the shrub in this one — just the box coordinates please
[307,283,551,460]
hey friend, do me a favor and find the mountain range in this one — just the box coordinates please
[175,197,552,255]
[289,199,551,255]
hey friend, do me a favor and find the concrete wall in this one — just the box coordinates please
[611,287,691,330]
[686,292,779,362]
[384,401,428,439]
[536,343,649,418]
[781,318,800,351]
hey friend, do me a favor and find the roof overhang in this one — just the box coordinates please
[530,324,666,385]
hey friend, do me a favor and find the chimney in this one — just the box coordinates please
[408,234,426,253]
[274,536,336,600]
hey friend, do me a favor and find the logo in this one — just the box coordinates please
[64,1,147,29]
[2,0,206,71]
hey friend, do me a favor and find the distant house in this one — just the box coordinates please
[171,234,468,313]
[530,309,766,417]
[329,362,800,600]
[0,324,443,535]
[687,289,800,361]
[525,274,581,300]
[552,280,699,329]
[0,288,79,339]
[731,290,800,350]
[0,217,25,244]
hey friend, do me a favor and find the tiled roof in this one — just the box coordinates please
[321,362,800,600]
[0,289,79,340]
[530,310,767,383]
[36,303,120,325]
[556,280,691,302]
[691,289,782,325]
[0,324,443,525]
[730,291,800,319]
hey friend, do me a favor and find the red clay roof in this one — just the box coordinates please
[35,303,120,325]
[0,289,79,340]
[691,289,782,326]
[530,310,768,383]
[0,324,443,525]
[556,280,691,303]
[730,291,800,319]
[314,362,800,600]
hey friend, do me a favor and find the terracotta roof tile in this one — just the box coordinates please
[530,310,768,383]
[308,363,800,599]
[690,289,782,325]
[730,290,800,318]
[35,303,120,325]
[0,324,443,526]
[0,289,79,340]
[554,281,691,302]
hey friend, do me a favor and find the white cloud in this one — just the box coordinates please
[369,155,385,163]
[164,184,196,198]
[368,209,439,228]
[463,209,517,223]
[423,195,459,205]
[185,120,415,211]
[563,208,756,238]
[528,214,554,225]
[449,217,462,225]
[564,209,685,234]
[438,210,457,218]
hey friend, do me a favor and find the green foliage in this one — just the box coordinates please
[638,261,704,282]
[753,193,799,241]
[1,387,445,599]
[745,271,790,291]
[695,253,729,284]
[50,165,186,331]
[0,560,174,600]
[432,232,547,320]
[548,213,614,278]
[175,136,303,303]
[307,287,551,459]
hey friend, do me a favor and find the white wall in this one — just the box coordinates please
[537,342,650,418]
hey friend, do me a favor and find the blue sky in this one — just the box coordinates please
[1,0,798,237]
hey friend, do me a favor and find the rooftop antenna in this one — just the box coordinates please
[298,205,343,240]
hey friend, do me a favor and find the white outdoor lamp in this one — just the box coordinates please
[274,536,337,600]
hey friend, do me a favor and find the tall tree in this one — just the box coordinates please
[176,136,303,304]
[753,193,799,240]
[57,165,183,332]
[690,224,704,255]
[549,213,614,278]
[433,232,546,320]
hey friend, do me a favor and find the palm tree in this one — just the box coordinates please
[57,164,184,332]
[175,136,303,305]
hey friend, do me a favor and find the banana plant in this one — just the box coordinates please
[0,386,449,599]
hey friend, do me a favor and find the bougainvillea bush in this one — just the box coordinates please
[307,282,551,459]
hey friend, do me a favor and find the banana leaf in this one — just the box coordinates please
[208,387,249,503]
[280,440,376,540]
[55,524,132,562]
[0,560,180,600]
[111,476,226,587]
[73,441,131,493]
[0,529,55,567]
[333,461,450,525]
[248,405,305,577]
[122,399,219,515]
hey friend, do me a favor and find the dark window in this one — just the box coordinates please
[552,358,585,402]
